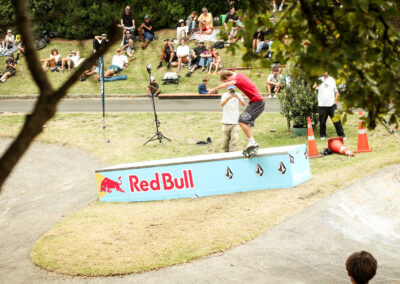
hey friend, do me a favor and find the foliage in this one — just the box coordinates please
[2,0,242,39]
[241,0,400,130]
[279,68,318,129]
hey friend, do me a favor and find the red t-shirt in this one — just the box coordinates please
[234,73,263,103]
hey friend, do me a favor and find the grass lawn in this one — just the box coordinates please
[0,28,271,96]
[1,112,399,276]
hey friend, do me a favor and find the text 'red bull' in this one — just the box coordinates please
[129,170,194,192]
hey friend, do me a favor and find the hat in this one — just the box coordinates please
[144,15,149,19]
[178,19,184,24]
[164,38,169,42]
[150,76,155,81]
[202,7,207,12]
[71,50,77,54]
[227,85,235,90]
[199,40,204,44]
[101,33,107,37]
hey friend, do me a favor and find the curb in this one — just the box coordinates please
[0,94,149,100]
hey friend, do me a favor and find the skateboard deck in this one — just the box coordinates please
[242,145,258,158]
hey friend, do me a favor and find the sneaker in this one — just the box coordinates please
[272,94,277,99]
[342,136,347,140]
[185,72,192,77]
[267,94,272,98]
[157,62,162,69]
[279,4,283,11]
[246,141,258,149]
[80,75,88,82]
[320,136,326,140]
[167,62,171,69]
[272,5,277,12]
[51,67,56,72]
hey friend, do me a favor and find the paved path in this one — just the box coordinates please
[0,98,280,113]
[1,137,399,283]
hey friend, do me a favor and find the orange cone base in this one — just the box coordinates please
[354,148,372,153]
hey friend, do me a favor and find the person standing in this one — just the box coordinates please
[220,86,246,152]
[208,71,265,150]
[313,71,346,140]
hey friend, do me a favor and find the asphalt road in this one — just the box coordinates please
[0,98,281,113]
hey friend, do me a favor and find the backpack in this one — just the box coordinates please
[213,41,225,49]
[162,72,180,85]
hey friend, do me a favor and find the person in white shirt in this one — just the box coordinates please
[100,48,129,79]
[176,19,188,43]
[220,85,246,152]
[2,29,15,49]
[313,71,345,140]
[61,51,80,72]
[40,48,61,72]
[172,39,190,71]
[266,67,283,98]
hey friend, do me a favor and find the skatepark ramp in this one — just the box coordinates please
[95,144,312,202]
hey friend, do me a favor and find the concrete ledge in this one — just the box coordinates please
[158,93,221,99]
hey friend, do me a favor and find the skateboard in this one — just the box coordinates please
[242,145,259,159]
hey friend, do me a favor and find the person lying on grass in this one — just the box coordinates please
[97,48,128,80]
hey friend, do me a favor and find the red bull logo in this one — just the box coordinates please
[100,176,125,193]
[129,170,194,192]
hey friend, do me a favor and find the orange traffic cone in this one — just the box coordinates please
[354,111,372,153]
[328,137,354,157]
[307,117,320,157]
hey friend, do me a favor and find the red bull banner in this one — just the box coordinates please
[96,144,312,202]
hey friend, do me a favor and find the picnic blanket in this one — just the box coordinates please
[190,29,220,43]
[0,46,18,57]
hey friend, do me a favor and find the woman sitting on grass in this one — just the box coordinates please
[41,48,61,72]
[208,51,222,75]
[0,54,17,83]
[199,44,214,72]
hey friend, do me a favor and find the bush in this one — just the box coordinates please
[278,74,318,130]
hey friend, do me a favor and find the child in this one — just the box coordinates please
[199,45,214,72]
[208,51,221,75]
[346,251,377,284]
[208,71,265,150]
[220,86,246,152]
[198,78,210,94]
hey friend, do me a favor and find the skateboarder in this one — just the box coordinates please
[208,71,265,150]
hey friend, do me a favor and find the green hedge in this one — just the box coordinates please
[1,0,242,39]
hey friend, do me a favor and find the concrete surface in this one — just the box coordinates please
[0,137,399,283]
[0,98,280,113]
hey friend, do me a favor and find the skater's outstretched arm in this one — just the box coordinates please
[208,80,236,95]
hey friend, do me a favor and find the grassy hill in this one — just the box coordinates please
[0,28,274,96]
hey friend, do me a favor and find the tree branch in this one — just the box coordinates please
[0,1,119,191]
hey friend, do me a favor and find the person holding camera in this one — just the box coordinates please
[220,85,246,152]
[313,71,346,140]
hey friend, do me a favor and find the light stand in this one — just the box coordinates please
[144,64,171,146]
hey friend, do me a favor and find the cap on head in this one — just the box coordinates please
[179,19,184,24]
[101,33,107,38]
[7,29,12,33]
[144,15,149,19]
[150,76,155,81]
[71,51,77,54]
[227,85,235,90]
[202,7,207,12]
[199,40,204,44]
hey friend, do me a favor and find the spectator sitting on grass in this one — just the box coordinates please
[41,48,61,72]
[121,30,136,60]
[177,19,189,43]
[346,251,377,284]
[147,76,161,97]
[224,7,238,30]
[185,40,206,77]
[2,29,15,50]
[272,0,285,12]
[138,15,154,50]
[198,7,213,35]
[98,48,128,80]
[252,29,265,51]
[15,41,25,61]
[208,51,221,75]
[93,34,109,53]
[172,39,190,72]
[80,65,99,82]
[198,78,210,94]
[228,13,245,44]
[157,38,176,69]
[61,51,80,73]
[0,55,17,83]
[266,67,283,98]
[199,44,214,72]
[186,11,198,36]
[119,5,135,35]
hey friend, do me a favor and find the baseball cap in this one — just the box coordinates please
[101,33,107,37]
[227,85,235,90]
[150,76,155,81]
[199,40,204,44]
[144,15,149,19]
[179,19,184,24]
[202,7,207,12]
